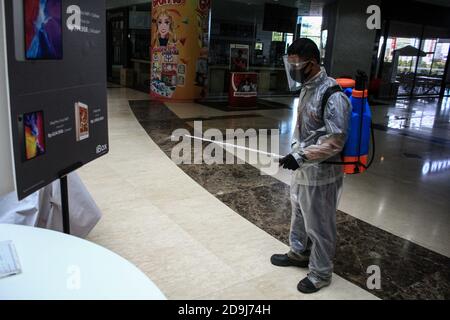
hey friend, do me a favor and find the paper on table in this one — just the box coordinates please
[0,241,22,279]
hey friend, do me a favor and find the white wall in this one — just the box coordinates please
[0,0,15,197]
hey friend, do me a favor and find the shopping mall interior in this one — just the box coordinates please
[0,0,449,301]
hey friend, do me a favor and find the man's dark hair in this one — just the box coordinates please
[287,38,321,64]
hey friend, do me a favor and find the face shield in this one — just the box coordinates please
[283,55,310,92]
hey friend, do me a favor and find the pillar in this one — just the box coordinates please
[150,0,211,101]
[323,0,380,79]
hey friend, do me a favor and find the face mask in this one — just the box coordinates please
[289,62,311,84]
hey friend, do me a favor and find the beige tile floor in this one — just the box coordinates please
[78,88,378,300]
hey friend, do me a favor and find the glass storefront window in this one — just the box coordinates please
[413,38,449,95]
[377,21,450,98]
[106,0,328,97]
[430,41,449,76]
[208,0,313,98]
[107,3,152,91]
[285,33,294,52]
[381,36,420,96]
[128,4,152,91]
[384,37,420,63]
[107,10,127,85]
[299,16,322,49]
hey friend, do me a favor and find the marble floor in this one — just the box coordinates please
[132,97,449,299]
[77,88,377,300]
[166,96,450,258]
[79,87,450,299]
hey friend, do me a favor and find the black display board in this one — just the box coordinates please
[263,3,298,33]
[4,0,108,200]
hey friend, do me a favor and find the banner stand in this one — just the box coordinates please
[58,162,83,235]
[60,176,70,234]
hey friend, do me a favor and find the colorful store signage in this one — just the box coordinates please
[151,0,210,101]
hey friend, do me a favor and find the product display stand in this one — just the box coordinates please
[58,162,83,235]
[60,176,70,234]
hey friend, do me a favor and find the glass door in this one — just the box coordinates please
[378,22,450,99]
[378,21,423,98]
[413,38,450,96]
[391,37,421,96]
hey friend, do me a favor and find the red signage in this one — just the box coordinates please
[229,72,258,108]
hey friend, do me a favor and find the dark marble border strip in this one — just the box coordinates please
[197,99,292,112]
[129,99,450,300]
[182,114,263,122]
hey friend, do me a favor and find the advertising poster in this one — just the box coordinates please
[230,73,258,97]
[22,111,46,161]
[24,0,63,60]
[75,102,90,142]
[229,72,258,108]
[229,44,249,72]
[151,0,211,101]
[4,0,108,200]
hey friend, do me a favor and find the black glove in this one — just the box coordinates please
[279,154,300,171]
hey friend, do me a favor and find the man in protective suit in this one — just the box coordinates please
[271,38,351,294]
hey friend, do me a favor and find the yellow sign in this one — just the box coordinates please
[151,0,210,101]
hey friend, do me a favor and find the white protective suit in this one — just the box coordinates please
[289,69,351,285]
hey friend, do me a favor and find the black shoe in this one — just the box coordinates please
[297,276,330,294]
[270,251,309,268]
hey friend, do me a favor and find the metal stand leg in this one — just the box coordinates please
[60,176,71,234]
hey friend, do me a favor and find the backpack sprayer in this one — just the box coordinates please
[323,70,375,174]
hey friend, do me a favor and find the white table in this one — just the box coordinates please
[0,224,166,300]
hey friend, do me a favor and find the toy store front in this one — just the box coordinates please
[107,0,322,103]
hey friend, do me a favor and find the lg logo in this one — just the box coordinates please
[96,144,108,154]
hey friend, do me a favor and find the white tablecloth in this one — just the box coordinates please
[0,224,166,300]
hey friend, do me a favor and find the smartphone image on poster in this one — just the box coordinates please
[21,111,46,161]
[75,102,90,141]
[24,0,63,60]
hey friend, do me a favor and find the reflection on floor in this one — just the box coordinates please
[130,98,450,299]
[372,97,450,144]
